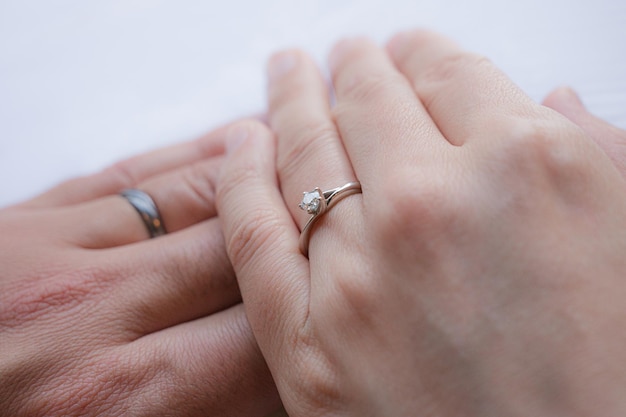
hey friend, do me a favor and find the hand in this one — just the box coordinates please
[542,86,626,175]
[0,121,279,416]
[217,31,626,416]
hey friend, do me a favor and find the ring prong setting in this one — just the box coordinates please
[298,182,361,256]
[299,188,323,214]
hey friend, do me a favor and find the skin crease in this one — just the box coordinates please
[1,32,625,417]
[0,121,281,417]
[217,30,626,417]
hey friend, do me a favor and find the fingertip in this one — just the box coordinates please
[267,49,302,85]
[224,120,274,156]
[542,86,585,111]
[327,36,374,73]
[218,120,277,218]
[561,86,584,107]
[220,120,276,207]
[386,30,414,59]
[195,116,269,158]
[217,119,279,261]
[254,111,270,126]
[386,28,457,60]
[224,124,251,156]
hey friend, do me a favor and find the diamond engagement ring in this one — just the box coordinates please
[298,181,362,256]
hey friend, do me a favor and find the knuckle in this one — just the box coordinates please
[41,352,150,416]
[340,71,407,104]
[374,168,466,246]
[477,116,599,210]
[180,161,219,215]
[494,117,589,178]
[226,207,283,271]
[277,123,339,177]
[217,153,263,203]
[286,348,342,414]
[102,159,140,189]
[420,52,491,87]
[156,225,234,301]
[534,128,588,176]
[331,269,380,323]
[1,340,134,416]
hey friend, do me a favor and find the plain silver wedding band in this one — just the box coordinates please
[120,188,167,238]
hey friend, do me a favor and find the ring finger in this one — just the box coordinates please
[21,122,232,209]
[267,50,357,252]
[62,155,223,248]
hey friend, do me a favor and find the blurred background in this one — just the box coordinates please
[1,0,625,207]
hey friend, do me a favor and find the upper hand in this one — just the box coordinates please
[218,30,626,416]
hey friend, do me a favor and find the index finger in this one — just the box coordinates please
[217,121,310,366]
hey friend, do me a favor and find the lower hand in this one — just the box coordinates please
[0,122,279,416]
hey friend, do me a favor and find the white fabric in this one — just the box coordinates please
[1,0,625,207]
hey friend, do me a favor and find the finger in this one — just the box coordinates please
[118,305,281,416]
[64,156,222,248]
[542,87,626,176]
[97,219,239,335]
[329,37,449,186]
[387,30,542,145]
[217,120,309,371]
[267,50,362,258]
[268,50,355,228]
[20,122,234,209]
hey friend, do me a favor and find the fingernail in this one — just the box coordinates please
[267,51,298,84]
[386,31,411,57]
[328,37,365,72]
[225,125,250,155]
[561,87,585,109]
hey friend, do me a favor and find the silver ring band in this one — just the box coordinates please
[120,189,167,238]
[298,181,361,256]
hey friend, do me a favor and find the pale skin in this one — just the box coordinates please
[0,122,281,416]
[2,30,626,417]
[217,30,626,416]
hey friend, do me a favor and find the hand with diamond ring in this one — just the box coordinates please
[0,121,281,416]
[217,30,626,416]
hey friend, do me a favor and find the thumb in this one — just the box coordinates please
[543,87,626,176]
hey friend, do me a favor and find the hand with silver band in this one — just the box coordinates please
[218,31,626,416]
[0,121,281,416]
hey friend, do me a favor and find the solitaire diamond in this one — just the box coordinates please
[299,189,322,214]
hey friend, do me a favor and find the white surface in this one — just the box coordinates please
[1,0,625,207]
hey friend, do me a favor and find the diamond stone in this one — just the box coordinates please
[299,189,322,214]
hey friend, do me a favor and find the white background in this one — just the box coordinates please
[1,0,625,207]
